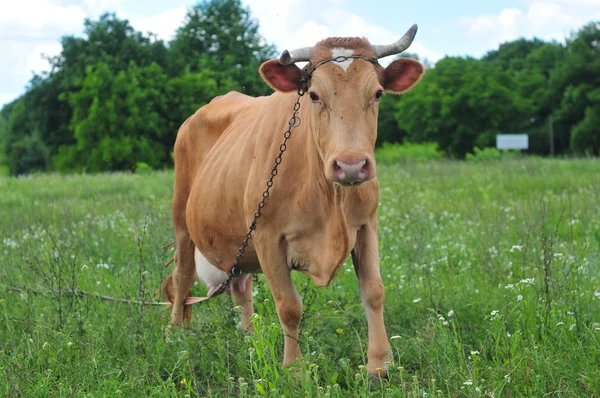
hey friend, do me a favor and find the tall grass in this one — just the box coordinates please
[1,159,599,396]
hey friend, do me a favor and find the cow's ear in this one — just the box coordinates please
[383,58,424,94]
[260,60,302,92]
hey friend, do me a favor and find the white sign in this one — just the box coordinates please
[496,134,529,150]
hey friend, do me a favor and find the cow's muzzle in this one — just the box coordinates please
[333,158,371,186]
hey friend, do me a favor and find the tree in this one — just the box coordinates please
[1,97,51,175]
[377,95,407,146]
[396,57,532,156]
[553,22,600,155]
[56,61,170,172]
[169,0,275,96]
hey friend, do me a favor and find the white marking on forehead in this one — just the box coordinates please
[330,47,355,72]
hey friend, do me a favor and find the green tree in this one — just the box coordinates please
[1,13,171,174]
[552,22,600,155]
[483,38,567,154]
[2,97,51,175]
[376,53,433,147]
[169,0,275,96]
[163,67,228,141]
[396,57,532,156]
[377,95,407,146]
[56,62,171,172]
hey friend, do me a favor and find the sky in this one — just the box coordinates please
[1,0,599,108]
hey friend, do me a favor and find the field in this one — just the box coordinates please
[1,158,600,397]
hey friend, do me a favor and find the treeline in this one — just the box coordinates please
[0,1,598,175]
[381,22,600,157]
[0,0,275,175]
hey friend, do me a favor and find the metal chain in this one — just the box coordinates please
[209,78,307,297]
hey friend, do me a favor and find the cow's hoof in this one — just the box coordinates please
[165,323,183,341]
[368,372,389,390]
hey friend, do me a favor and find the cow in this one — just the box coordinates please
[162,24,424,377]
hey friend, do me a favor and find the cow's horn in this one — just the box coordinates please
[372,24,418,59]
[279,47,312,65]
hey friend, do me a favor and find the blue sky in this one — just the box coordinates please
[1,0,599,108]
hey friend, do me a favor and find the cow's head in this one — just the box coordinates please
[260,24,424,186]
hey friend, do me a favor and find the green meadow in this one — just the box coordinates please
[1,158,599,397]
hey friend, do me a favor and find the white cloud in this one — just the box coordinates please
[129,7,187,41]
[26,42,63,75]
[554,0,600,6]
[0,92,20,106]
[83,0,122,19]
[0,0,86,39]
[243,0,441,63]
[0,0,190,107]
[461,0,600,46]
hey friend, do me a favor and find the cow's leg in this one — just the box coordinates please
[163,154,196,329]
[352,217,391,377]
[163,232,196,328]
[259,245,303,366]
[231,274,254,332]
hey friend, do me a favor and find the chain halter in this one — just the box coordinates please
[205,55,379,298]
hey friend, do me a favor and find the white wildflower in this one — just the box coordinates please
[447,310,454,317]
[519,278,535,285]
[517,295,523,302]
[463,380,473,386]
[413,298,422,303]
[470,350,479,355]
[509,245,523,253]
[3,238,19,248]
[67,342,73,347]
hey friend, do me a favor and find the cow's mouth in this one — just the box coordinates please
[337,180,365,187]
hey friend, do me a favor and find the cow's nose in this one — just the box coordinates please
[333,159,370,185]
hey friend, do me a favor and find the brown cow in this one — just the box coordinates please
[162,24,424,377]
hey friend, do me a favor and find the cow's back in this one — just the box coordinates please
[171,91,262,238]
[174,91,256,182]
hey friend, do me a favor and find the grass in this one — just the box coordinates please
[1,158,600,397]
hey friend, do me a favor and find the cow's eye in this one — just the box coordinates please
[375,90,384,100]
[309,92,320,102]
